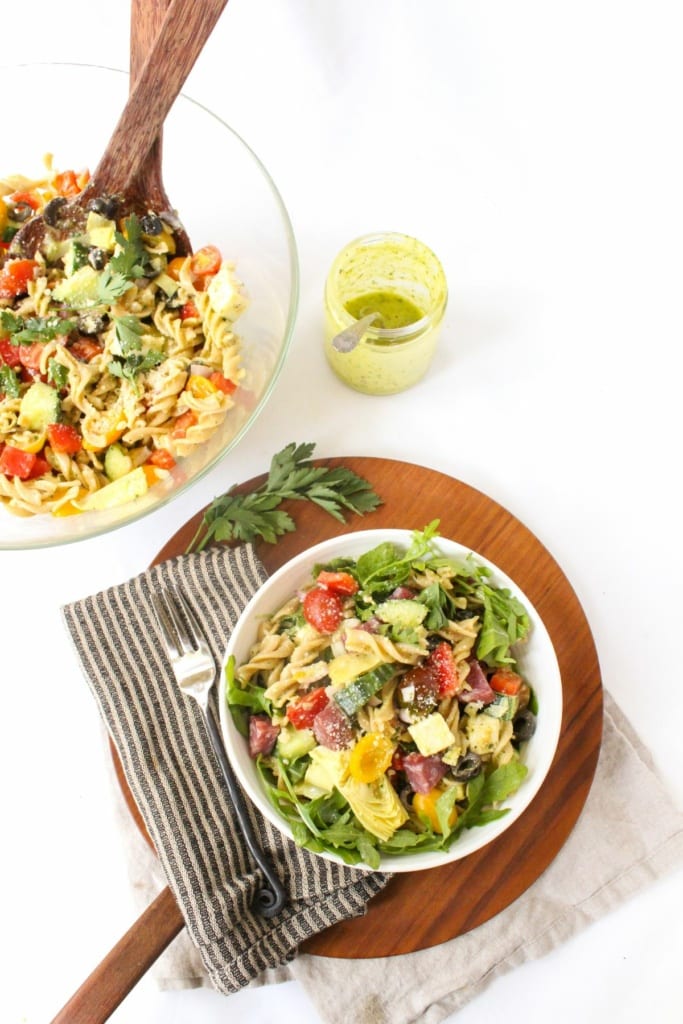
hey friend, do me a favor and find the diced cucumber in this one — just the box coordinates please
[275,725,316,762]
[334,663,395,717]
[18,381,60,431]
[52,265,101,306]
[375,598,428,629]
[483,693,519,721]
[104,442,134,481]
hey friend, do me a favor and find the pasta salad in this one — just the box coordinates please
[0,160,247,516]
[227,523,538,868]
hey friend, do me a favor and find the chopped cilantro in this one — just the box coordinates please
[95,215,154,303]
[0,311,76,345]
[47,359,69,389]
[113,315,145,354]
[0,365,20,398]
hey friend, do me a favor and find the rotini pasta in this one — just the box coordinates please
[0,161,248,516]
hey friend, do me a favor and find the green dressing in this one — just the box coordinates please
[345,291,424,331]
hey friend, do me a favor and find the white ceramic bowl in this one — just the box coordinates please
[220,530,563,873]
[0,63,298,549]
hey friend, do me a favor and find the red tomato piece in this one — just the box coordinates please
[170,410,197,439]
[0,445,36,479]
[180,301,199,320]
[489,670,522,696]
[429,641,460,697]
[26,454,51,479]
[302,586,344,633]
[209,371,237,395]
[47,422,82,455]
[147,448,176,470]
[52,170,82,197]
[286,687,329,730]
[8,190,40,210]
[0,338,22,368]
[69,338,103,362]
[17,343,45,372]
[316,570,359,596]
[0,259,39,299]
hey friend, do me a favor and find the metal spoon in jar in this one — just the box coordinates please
[331,312,379,353]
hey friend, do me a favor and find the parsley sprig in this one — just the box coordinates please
[107,315,164,389]
[0,310,76,345]
[96,214,154,303]
[187,441,382,552]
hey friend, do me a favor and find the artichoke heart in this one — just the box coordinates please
[337,773,408,842]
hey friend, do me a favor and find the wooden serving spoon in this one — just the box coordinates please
[12,0,228,257]
[128,0,192,255]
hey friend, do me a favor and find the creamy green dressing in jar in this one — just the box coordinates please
[324,232,448,395]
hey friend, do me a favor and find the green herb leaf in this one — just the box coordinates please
[0,311,76,345]
[97,269,130,303]
[47,359,69,389]
[0,364,20,398]
[187,441,382,552]
[113,315,144,354]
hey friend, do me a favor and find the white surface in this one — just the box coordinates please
[220,529,563,872]
[3,2,682,1022]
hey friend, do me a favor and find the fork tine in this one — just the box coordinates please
[152,587,193,656]
[170,586,211,655]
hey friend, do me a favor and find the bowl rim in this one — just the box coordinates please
[219,528,564,873]
[0,62,299,550]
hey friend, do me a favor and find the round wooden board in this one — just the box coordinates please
[114,456,603,958]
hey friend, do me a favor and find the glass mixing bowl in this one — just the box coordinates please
[0,63,298,549]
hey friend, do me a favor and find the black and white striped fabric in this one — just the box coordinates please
[62,544,389,994]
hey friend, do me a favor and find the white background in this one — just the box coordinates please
[3,2,683,1022]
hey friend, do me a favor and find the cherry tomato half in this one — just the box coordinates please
[302,586,343,634]
[286,687,329,730]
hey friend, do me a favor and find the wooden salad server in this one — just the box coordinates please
[12,0,228,258]
[127,0,192,255]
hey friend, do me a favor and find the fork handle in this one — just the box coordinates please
[205,709,288,917]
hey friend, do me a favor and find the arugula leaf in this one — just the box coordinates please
[188,441,382,552]
[0,364,20,398]
[475,584,530,667]
[355,520,441,592]
[457,761,528,831]
[224,655,272,736]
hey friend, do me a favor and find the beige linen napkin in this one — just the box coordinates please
[63,545,389,994]
[109,684,683,1024]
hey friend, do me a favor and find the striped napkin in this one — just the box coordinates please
[62,544,389,994]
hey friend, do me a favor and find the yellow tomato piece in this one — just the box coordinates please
[187,374,219,400]
[348,733,394,784]
[0,198,8,233]
[412,788,458,834]
[82,427,125,452]
[11,429,47,454]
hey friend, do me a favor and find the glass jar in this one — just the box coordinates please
[324,232,448,395]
